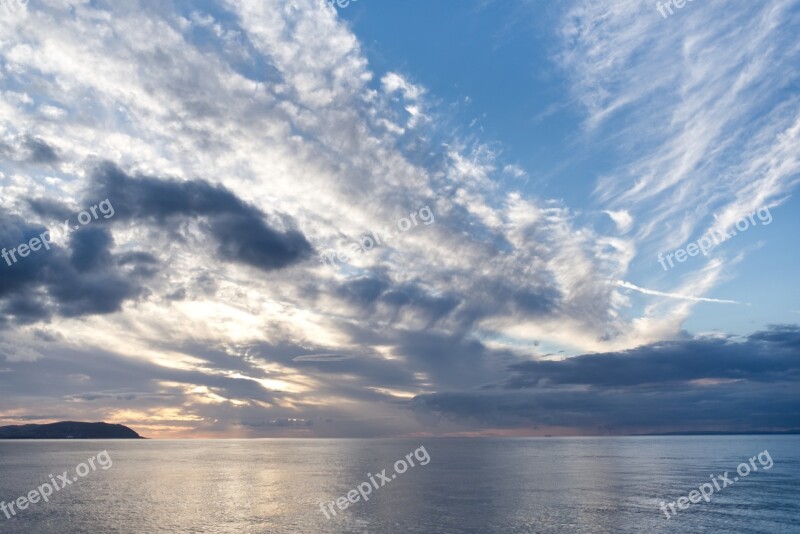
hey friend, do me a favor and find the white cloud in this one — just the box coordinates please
[0,0,795,435]
[604,210,633,233]
[381,72,425,101]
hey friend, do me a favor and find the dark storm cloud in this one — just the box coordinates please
[90,161,313,271]
[0,213,142,324]
[412,326,800,433]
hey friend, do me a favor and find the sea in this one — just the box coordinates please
[0,436,798,533]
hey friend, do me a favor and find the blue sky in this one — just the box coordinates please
[340,0,800,336]
[0,0,798,437]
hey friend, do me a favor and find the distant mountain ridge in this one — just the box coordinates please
[0,421,143,439]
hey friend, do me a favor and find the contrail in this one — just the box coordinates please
[615,281,746,305]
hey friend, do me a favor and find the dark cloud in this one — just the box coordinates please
[0,136,60,166]
[336,275,391,307]
[0,214,51,298]
[49,268,141,317]
[211,212,312,271]
[412,326,800,434]
[116,251,160,278]
[419,276,563,335]
[503,330,800,388]
[335,274,460,327]
[412,383,800,433]
[90,161,313,271]
[31,328,64,343]
[0,213,142,324]
[1,295,50,324]
[511,287,560,315]
[70,227,114,272]
[381,283,460,324]
[116,251,158,266]
[27,198,74,220]
[396,330,516,389]
[22,136,60,165]
[165,288,187,301]
[1,157,315,325]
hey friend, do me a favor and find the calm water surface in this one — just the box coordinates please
[0,436,798,533]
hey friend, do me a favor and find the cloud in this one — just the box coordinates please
[558,0,800,336]
[21,135,59,165]
[0,212,142,323]
[502,165,527,179]
[90,162,314,272]
[0,134,59,165]
[604,210,632,233]
[26,198,74,221]
[381,72,425,101]
[291,354,352,362]
[412,326,800,434]
[0,0,795,437]
[0,341,42,362]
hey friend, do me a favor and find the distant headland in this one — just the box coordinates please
[0,421,143,439]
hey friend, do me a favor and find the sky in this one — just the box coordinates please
[0,0,798,438]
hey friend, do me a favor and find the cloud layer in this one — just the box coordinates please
[413,325,800,434]
[0,0,797,437]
